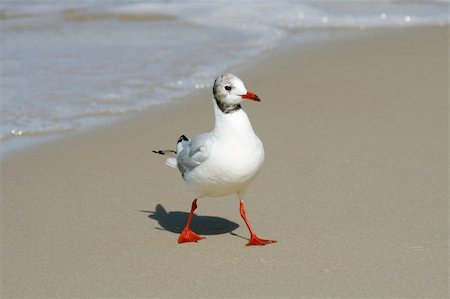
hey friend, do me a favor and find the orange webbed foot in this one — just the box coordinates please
[177,228,205,244]
[246,235,276,246]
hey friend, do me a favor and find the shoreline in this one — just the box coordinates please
[1,26,448,297]
[0,25,440,161]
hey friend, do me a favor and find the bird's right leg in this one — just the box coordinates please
[178,199,205,244]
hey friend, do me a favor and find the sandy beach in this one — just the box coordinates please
[1,26,448,297]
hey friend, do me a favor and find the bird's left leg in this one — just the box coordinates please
[239,199,276,246]
[178,199,205,244]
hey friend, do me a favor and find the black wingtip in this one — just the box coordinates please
[177,135,188,143]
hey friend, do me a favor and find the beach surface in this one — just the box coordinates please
[1,26,448,297]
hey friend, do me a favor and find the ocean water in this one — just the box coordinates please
[1,0,448,155]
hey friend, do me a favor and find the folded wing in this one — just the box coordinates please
[176,133,212,176]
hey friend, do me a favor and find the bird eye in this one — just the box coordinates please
[224,85,232,91]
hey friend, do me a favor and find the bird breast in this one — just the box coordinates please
[185,107,265,197]
[202,133,264,187]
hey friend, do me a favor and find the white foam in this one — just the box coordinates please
[1,0,448,155]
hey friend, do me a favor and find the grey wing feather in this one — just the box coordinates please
[176,133,212,175]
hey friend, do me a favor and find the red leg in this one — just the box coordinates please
[239,200,276,246]
[178,199,205,244]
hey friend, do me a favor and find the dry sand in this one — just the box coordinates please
[1,26,448,298]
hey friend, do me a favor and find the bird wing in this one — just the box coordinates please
[176,133,212,175]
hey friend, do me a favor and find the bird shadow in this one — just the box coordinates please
[141,204,240,235]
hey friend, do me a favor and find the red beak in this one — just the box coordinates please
[241,91,261,102]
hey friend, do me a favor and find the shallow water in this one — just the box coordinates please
[1,0,448,155]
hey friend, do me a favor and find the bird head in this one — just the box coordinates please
[213,73,260,114]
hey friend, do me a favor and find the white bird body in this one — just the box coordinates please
[154,73,275,246]
[181,99,264,198]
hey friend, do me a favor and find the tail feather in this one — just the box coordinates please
[154,135,189,169]
[165,157,177,168]
[152,150,176,158]
[153,150,177,168]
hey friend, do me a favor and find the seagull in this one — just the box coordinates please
[153,73,275,246]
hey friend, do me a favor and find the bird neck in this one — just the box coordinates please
[212,98,255,137]
[214,97,241,114]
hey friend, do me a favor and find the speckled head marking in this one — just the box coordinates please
[213,73,247,114]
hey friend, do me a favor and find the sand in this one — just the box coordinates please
[1,26,448,298]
